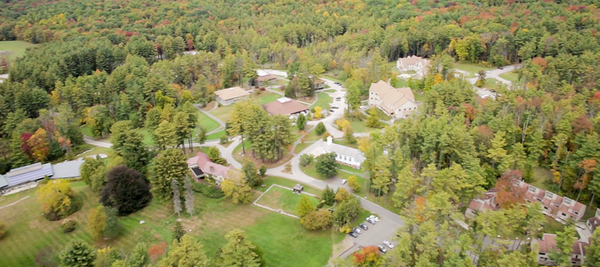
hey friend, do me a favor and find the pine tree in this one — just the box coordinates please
[216,229,262,267]
[59,239,97,267]
[172,221,185,242]
[150,148,188,201]
[296,114,306,130]
[172,179,182,216]
[365,107,382,128]
[159,234,209,267]
[321,186,335,206]
[152,120,176,150]
[184,177,195,216]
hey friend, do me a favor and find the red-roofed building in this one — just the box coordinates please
[262,97,309,118]
[187,152,234,185]
[532,233,588,266]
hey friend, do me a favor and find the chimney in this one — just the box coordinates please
[326,136,333,145]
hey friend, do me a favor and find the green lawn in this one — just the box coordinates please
[206,129,227,140]
[80,125,94,137]
[339,164,364,175]
[294,142,312,154]
[391,78,409,88]
[455,63,494,78]
[348,118,381,133]
[414,91,426,102]
[256,186,321,216]
[0,178,343,267]
[209,104,235,123]
[0,41,37,62]
[138,129,155,145]
[75,146,113,158]
[260,176,323,196]
[529,168,555,191]
[500,71,519,82]
[304,129,325,142]
[484,78,500,89]
[311,92,333,109]
[301,163,324,179]
[197,111,220,133]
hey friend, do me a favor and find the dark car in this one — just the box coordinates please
[348,231,359,238]
[378,245,387,253]
[498,67,504,70]
[359,223,368,230]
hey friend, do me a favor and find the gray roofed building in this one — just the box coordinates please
[2,162,54,188]
[0,175,7,188]
[51,160,84,179]
[321,136,366,169]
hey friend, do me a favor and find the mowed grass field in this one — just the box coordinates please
[256,186,321,216]
[0,178,342,267]
[0,41,37,61]
[311,92,333,109]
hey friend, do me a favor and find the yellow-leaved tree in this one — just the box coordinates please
[37,180,78,220]
[314,106,323,119]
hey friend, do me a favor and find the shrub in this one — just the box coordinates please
[322,132,331,141]
[61,218,77,233]
[219,136,229,144]
[300,209,332,230]
[192,182,225,198]
[315,122,326,135]
[300,154,314,167]
[259,165,267,177]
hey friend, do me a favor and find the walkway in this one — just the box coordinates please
[0,196,30,208]
[193,103,226,135]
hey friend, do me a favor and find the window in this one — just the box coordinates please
[529,186,538,193]
[564,198,573,206]
[574,211,579,215]
[543,206,548,210]
[562,213,567,216]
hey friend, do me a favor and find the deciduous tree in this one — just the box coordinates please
[100,166,152,215]
[150,149,188,201]
[315,152,338,178]
[216,229,262,267]
[300,209,332,230]
[158,235,209,267]
[37,180,79,220]
[296,195,316,217]
[221,170,253,204]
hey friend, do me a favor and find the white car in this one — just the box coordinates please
[383,240,394,249]
[368,215,380,222]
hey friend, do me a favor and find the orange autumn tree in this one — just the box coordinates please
[575,159,597,201]
[28,128,49,162]
[494,170,526,209]
[352,246,382,266]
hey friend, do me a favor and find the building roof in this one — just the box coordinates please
[51,160,84,179]
[322,140,366,164]
[3,162,53,187]
[187,152,234,178]
[397,56,428,68]
[535,233,587,257]
[369,80,415,110]
[0,175,7,188]
[262,97,309,116]
[214,87,250,101]
[257,74,277,82]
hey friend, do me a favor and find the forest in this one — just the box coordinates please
[1,0,600,266]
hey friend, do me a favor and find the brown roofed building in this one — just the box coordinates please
[262,97,309,117]
[368,80,418,119]
[256,74,278,86]
[533,233,588,266]
[214,87,250,106]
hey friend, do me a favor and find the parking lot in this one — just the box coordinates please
[339,207,404,258]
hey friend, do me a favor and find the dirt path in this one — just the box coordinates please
[0,196,30,210]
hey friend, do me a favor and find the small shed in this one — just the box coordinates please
[292,184,304,194]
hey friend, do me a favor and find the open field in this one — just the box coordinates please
[0,41,37,62]
[500,71,519,82]
[455,63,495,78]
[256,186,320,216]
[311,92,333,109]
[260,176,323,196]
[196,111,221,133]
[206,129,227,140]
[0,177,343,267]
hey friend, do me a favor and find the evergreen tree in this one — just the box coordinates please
[586,229,600,267]
[59,239,97,267]
[321,186,335,206]
[296,114,306,130]
[158,235,209,267]
[172,179,182,216]
[216,229,262,267]
[365,107,382,128]
[150,148,188,201]
[315,122,326,135]
[153,120,176,150]
[172,221,185,242]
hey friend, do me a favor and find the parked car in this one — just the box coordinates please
[498,67,504,70]
[348,232,359,238]
[335,97,341,101]
[368,215,380,222]
[352,228,362,234]
[366,218,376,225]
[341,179,347,185]
[377,245,387,253]
[359,223,368,230]
[383,240,394,249]
[330,105,339,109]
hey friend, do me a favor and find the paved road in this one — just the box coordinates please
[454,64,521,99]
